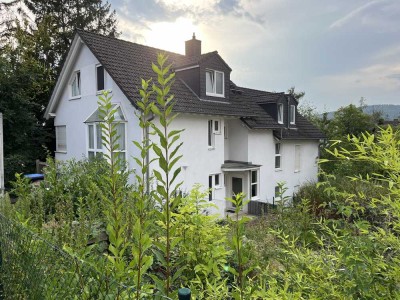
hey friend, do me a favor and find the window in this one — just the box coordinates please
[224,125,228,139]
[215,174,220,186]
[96,65,105,91]
[86,105,127,167]
[250,170,259,199]
[214,120,221,134]
[277,103,283,124]
[55,126,67,152]
[71,71,81,97]
[295,145,301,172]
[206,69,224,97]
[208,120,215,148]
[275,143,281,169]
[290,105,296,124]
[87,123,103,159]
[209,173,222,201]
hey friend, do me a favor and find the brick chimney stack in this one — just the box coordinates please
[185,33,201,57]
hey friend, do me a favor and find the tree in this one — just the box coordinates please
[287,86,305,101]
[23,0,118,73]
[0,0,119,185]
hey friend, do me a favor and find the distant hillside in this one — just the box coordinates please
[325,104,400,120]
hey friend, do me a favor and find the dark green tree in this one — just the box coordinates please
[23,0,118,73]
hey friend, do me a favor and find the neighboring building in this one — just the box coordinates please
[45,30,325,216]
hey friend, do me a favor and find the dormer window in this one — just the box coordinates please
[96,65,105,91]
[277,103,283,124]
[206,69,224,97]
[290,105,296,124]
[71,71,81,97]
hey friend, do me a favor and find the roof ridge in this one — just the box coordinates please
[76,29,186,58]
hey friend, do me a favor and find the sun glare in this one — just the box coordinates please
[145,18,198,54]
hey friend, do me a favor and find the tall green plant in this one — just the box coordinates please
[149,53,184,297]
[129,78,156,298]
[98,90,131,292]
[226,193,255,300]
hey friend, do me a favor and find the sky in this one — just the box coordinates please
[109,0,400,112]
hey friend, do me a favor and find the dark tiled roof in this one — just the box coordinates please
[76,30,325,139]
[77,30,249,117]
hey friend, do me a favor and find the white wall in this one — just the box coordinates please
[149,115,227,216]
[53,43,141,174]
[226,119,248,162]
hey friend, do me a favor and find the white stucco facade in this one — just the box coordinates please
[48,38,321,217]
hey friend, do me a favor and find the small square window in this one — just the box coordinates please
[206,69,224,97]
[213,120,221,134]
[250,170,259,198]
[208,120,215,148]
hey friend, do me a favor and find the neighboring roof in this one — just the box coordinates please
[46,30,325,140]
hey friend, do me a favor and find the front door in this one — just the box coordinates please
[232,177,243,207]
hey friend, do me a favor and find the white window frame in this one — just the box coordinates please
[250,170,259,199]
[96,64,105,92]
[87,123,103,159]
[208,120,215,149]
[86,105,127,167]
[294,144,301,172]
[55,125,67,153]
[209,173,222,201]
[277,103,283,124]
[290,105,296,124]
[213,120,221,134]
[71,70,81,98]
[275,142,281,170]
[205,69,225,97]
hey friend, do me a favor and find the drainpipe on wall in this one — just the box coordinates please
[287,95,290,129]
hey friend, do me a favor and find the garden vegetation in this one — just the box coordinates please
[1,54,400,299]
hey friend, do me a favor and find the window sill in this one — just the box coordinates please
[70,96,81,100]
[278,121,283,124]
[55,151,67,154]
[290,122,296,125]
[251,197,260,201]
[215,185,222,190]
[208,147,215,151]
[275,168,282,172]
[294,170,300,173]
[206,92,225,98]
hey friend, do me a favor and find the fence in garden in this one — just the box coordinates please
[0,213,188,299]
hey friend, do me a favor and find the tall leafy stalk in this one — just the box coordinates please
[98,90,130,295]
[130,78,155,298]
[150,53,184,297]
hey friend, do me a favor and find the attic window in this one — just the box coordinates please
[277,103,283,124]
[71,71,81,97]
[206,70,224,97]
[96,65,105,91]
[290,105,296,124]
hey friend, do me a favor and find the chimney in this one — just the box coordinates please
[185,33,201,57]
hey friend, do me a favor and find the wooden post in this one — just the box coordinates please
[0,113,4,195]
[178,288,191,300]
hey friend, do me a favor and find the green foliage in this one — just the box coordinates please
[149,53,184,297]
[175,186,230,284]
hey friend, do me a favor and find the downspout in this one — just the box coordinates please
[287,95,290,129]
[145,112,155,194]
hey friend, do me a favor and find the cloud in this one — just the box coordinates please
[329,0,400,32]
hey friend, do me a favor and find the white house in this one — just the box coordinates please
[45,30,325,216]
